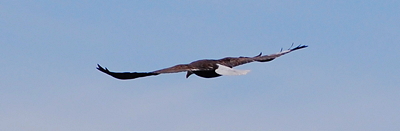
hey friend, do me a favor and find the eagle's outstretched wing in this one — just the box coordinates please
[217,44,308,67]
[153,64,198,73]
[97,64,159,80]
[97,64,199,80]
[253,44,308,62]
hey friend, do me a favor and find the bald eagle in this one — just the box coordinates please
[97,45,307,80]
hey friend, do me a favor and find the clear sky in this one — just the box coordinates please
[1,1,399,131]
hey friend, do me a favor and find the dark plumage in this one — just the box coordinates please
[97,45,308,80]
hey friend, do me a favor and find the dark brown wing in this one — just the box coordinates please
[153,64,196,74]
[216,44,308,67]
[97,64,159,80]
[216,56,257,68]
[97,64,195,80]
[253,45,308,62]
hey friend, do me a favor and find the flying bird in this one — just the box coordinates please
[97,44,308,80]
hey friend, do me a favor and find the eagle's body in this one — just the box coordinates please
[97,45,308,80]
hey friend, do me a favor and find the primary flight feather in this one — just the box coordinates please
[97,44,308,80]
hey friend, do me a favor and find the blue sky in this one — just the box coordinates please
[1,1,399,130]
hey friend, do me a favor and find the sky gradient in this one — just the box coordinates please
[1,1,399,131]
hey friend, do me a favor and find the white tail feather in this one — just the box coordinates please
[215,64,250,76]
